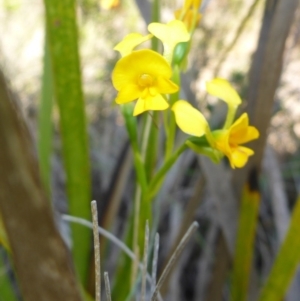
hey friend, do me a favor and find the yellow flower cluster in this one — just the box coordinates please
[111,1,259,168]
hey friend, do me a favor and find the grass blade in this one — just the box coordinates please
[258,196,300,301]
[231,185,260,301]
[37,37,53,195]
[43,0,91,283]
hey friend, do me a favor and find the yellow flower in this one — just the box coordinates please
[114,33,153,57]
[112,49,179,116]
[172,100,259,168]
[213,113,259,168]
[148,20,190,62]
[206,78,242,108]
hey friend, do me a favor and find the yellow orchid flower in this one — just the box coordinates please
[114,33,153,57]
[112,49,179,116]
[213,113,259,168]
[148,20,190,62]
[172,100,259,168]
[206,78,242,108]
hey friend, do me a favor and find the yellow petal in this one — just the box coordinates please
[148,20,190,52]
[172,100,208,137]
[134,94,169,116]
[192,0,202,9]
[156,76,179,94]
[114,33,153,57]
[206,78,242,107]
[230,146,254,168]
[183,0,193,9]
[115,84,141,104]
[112,49,172,91]
[230,113,259,144]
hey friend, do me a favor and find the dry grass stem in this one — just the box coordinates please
[91,200,101,301]
[151,221,199,301]
[104,272,112,301]
[141,221,149,301]
[62,214,164,301]
[151,233,160,296]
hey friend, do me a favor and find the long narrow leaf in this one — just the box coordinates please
[231,185,260,301]
[258,196,300,301]
[43,0,91,283]
[37,37,53,195]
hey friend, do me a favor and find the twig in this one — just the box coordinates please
[151,233,160,296]
[141,221,149,301]
[104,272,112,301]
[151,222,199,301]
[91,201,101,301]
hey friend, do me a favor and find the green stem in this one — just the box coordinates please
[147,143,187,202]
[151,0,160,52]
[223,106,237,129]
[121,105,148,194]
[165,65,180,159]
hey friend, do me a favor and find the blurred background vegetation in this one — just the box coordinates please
[0,0,300,301]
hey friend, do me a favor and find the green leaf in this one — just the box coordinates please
[258,196,300,301]
[38,37,53,196]
[230,185,260,301]
[43,0,91,283]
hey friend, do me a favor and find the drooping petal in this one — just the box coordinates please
[206,78,242,107]
[156,76,179,94]
[172,100,208,137]
[230,146,254,168]
[134,94,169,116]
[148,20,190,58]
[112,49,172,90]
[114,33,153,57]
[115,84,141,104]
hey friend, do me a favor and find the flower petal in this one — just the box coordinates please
[172,100,208,137]
[230,113,259,144]
[206,78,242,107]
[114,33,153,57]
[230,146,254,168]
[148,20,190,49]
[112,49,172,91]
[133,94,169,116]
[115,84,141,104]
[156,77,179,94]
